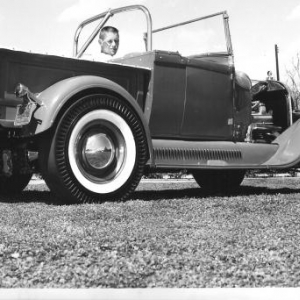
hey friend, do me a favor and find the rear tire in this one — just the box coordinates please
[0,173,32,195]
[0,148,32,195]
[192,169,245,193]
[39,94,148,203]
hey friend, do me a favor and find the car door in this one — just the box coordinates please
[180,56,234,141]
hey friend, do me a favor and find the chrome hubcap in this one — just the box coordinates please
[84,133,115,170]
[75,123,126,181]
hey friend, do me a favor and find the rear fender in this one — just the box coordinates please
[33,75,153,163]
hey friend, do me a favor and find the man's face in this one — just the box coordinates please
[99,31,119,56]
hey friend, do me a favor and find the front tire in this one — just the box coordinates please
[192,169,245,193]
[39,94,148,203]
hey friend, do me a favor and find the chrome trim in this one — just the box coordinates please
[222,11,234,58]
[152,11,226,33]
[14,83,43,106]
[153,148,242,161]
[84,133,116,170]
[75,11,113,59]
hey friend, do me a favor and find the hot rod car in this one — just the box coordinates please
[0,5,299,203]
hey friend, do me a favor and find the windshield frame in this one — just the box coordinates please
[152,11,233,57]
[74,6,233,60]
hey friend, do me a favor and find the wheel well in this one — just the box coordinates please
[51,88,150,160]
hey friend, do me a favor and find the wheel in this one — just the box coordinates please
[0,173,32,195]
[39,94,148,203]
[0,148,32,195]
[192,169,245,193]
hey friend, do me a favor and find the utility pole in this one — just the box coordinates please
[275,44,280,81]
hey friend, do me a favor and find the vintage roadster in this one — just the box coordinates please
[0,5,299,202]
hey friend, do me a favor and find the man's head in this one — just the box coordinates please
[98,26,119,57]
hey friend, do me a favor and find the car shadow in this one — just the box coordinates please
[0,190,65,205]
[130,184,300,201]
[1,182,299,205]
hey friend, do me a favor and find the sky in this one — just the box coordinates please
[0,0,300,81]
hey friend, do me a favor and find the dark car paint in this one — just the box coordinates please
[115,51,236,141]
[0,48,150,120]
[0,49,237,142]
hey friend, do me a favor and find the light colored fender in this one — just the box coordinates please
[263,118,300,168]
[33,75,153,164]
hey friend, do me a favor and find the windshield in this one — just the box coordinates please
[152,13,229,57]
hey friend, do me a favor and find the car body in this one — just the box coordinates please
[0,5,299,202]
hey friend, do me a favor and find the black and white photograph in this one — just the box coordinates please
[0,0,300,299]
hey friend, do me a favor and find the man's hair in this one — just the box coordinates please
[99,26,119,40]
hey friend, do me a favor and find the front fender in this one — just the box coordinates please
[33,75,153,164]
[263,119,300,168]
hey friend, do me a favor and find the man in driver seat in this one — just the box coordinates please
[98,26,119,61]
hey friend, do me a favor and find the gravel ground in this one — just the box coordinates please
[0,177,300,288]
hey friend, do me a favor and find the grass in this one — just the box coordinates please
[0,177,300,287]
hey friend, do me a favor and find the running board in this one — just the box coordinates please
[151,119,300,170]
[152,139,278,169]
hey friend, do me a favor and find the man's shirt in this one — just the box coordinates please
[97,52,114,62]
[80,52,114,62]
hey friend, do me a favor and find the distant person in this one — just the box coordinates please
[98,26,119,61]
[266,70,274,81]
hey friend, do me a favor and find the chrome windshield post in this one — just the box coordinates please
[222,11,234,60]
[73,5,153,58]
[74,10,113,58]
